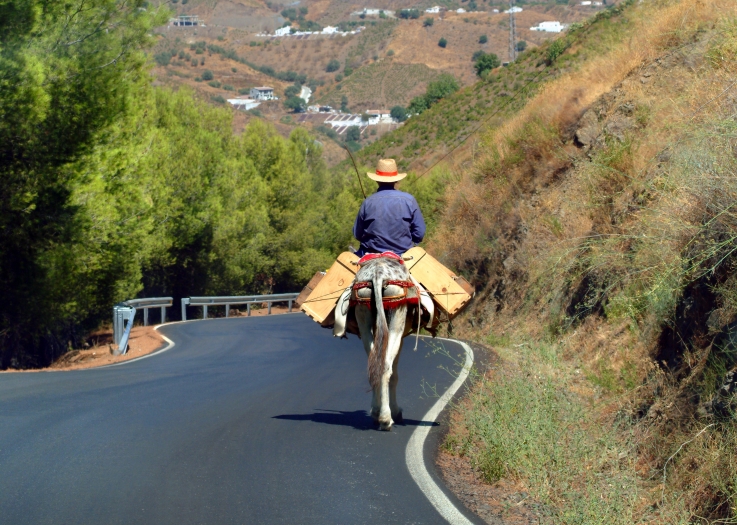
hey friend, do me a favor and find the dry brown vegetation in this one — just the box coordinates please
[431,0,737,522]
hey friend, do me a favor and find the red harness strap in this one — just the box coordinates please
[356,251,404,265]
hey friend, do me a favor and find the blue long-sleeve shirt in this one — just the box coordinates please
[353,187,426,255]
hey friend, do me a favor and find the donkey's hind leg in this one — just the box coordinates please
[389,341,404,423]
[355,304,380,422]
[378,307,407,431]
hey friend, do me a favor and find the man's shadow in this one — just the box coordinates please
[273,409,439,431]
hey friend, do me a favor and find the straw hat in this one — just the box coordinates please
[367,158,406,183]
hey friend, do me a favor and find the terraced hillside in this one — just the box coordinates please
[355,2,635,172]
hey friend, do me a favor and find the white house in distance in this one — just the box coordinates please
[299,86,312,104]
[530,21,565,33]
[425,6,441,13]
[504,6,523,13]
[456,8,466,13]
[250,87,275,100]
[322,26,338,34]
[274,26,291,36]
[366,110,392,124]
[227,97,261,111]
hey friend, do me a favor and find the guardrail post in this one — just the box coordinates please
[268,301,272,315]
[113,306,121,345]
[203,305,208,319]
[288,299,293,312]
[181,298,189,321]
[225,304,230,318]
[247,303,251,316]
[144,307,149,327]
[112,305,135,355]
[161,306,166,324]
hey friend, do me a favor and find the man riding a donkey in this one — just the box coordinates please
[333,159,437,431]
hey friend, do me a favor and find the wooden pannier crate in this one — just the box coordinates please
[299,252,359,325]
[403,247,473,320]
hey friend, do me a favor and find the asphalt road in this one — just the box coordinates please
[0,314,481,525]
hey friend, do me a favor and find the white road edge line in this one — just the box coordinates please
[406,337,475,525]
[98,322,181,368]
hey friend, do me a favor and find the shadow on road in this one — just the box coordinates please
[273,409,439,430]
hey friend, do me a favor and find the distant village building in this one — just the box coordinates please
[228,98,261,111]
[425,6,441,13]
[456,8,466,13]
[262,24,363,38]
[579,1,592,4]
[504,6,523,13]
[170,15,201,27]
[362,8,381,15]
[250,87,275,100]
[530,21,565,33]
[366,110,392,124]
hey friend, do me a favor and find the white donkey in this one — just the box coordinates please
[334,254,435,431]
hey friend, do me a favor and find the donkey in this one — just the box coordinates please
[350,255,420,431]
[332,253,437,430]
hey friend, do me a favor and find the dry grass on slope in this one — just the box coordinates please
[434,1,737,522]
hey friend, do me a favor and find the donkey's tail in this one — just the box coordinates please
[368,273,389,390]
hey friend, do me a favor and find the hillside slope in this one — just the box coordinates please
[425,0,737,522]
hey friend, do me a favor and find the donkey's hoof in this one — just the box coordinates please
[378,419,393,431]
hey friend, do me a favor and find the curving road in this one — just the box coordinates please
[0,315,481,525]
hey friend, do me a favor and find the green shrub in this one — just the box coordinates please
[474,51,500,76]
[546,38,569,64]
[387,49,394,56]
[284,85,301,98]
[398,9,420,19]
[223,84,234,91]
[390,106,407,122]
[208,80,221,88]
[346,126,361,142]
[424,17,434,27]
[201,70,214,81]
[284,96,305,112]
[154,52,171,66]
[326,59,340,73]
[438,37,447,48]
[479,34,488,44]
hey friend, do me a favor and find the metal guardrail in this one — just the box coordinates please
[112,294,297,353]
[122,297,173,327]
[112,297,172,355]
[181,293,300,321]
